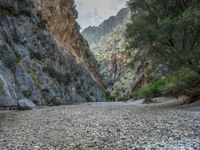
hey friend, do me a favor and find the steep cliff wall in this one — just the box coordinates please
[35,0,103,84]
[0,0,105,107]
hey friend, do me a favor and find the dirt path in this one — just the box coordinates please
[0,101,199,150]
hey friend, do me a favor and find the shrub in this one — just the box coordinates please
[3,50,21,69]
[29,70,41,88]
[20,10,32,17]
[22,90,32,98]
[0,45,7,55]
[14,49,22,63]
[43,66,70,84]
[3,58,16,69]
[12,32,21,44]
[133,68,197,99]
[29,49,42,61]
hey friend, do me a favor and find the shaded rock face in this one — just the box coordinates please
[0,0,105,107]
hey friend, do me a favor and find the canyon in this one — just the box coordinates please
[0,1,200,149]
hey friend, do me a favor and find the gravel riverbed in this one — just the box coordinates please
[0,102,200,150]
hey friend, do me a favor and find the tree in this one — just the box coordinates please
[126,0,200,75]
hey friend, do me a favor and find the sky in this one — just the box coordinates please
[75,0,127,30]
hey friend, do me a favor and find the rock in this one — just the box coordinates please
[0,0,106,107]
[177,95,190,104]
[17,98,36,110]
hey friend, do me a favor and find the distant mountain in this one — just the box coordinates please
[82,8,129,46]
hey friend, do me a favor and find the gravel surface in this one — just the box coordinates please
[0,102,199,150]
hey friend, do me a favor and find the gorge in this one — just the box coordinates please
[0,0,200,149]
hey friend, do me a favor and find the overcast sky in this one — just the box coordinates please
[75,0,127,30]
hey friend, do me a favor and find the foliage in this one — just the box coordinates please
[13,49,22,63]
[126,0,200,75]
[43,66,71,84]
[29,49,43,61]
[12,32,21,44]
[37,20,47,29]
[133,68,197,98]
[0,45,7,55]
[3,58,15,69]
[2,48,21,69]
[20,10,32,17]
[22,90,32,98]
[28,69,41,88]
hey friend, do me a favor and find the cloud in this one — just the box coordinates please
[75,0,127,29]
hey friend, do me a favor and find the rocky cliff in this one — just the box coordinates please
[0,0,105,107]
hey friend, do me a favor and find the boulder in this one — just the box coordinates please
[17,98,36,110]
[177,95,190,104]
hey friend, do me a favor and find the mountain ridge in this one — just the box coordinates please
[82,8,129,45]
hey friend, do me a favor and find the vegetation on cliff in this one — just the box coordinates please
[0,0,105,107]
[126,0,200,101]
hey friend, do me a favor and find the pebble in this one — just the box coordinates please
[0,103,199,150]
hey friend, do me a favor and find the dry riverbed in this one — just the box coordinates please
[0,101,200,150]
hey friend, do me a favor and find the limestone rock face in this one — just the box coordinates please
[0,0,105,107]
[35,0,103,84]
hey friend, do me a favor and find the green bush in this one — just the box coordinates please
[12,32,21,44]
[22,90,32,98]
[133,68,197,99]
[3,50,21,69]
[20,10,32,17]
[0,45,7,55]
[37,20,47,29]
[3,58,16,69]
[29,49,42,61]
[43,66,70,83]
[14,50,22,63]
